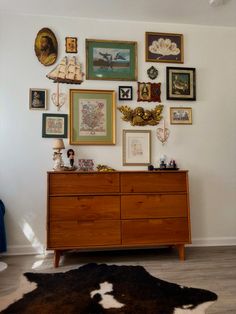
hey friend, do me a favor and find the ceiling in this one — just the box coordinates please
[0,0,236,27]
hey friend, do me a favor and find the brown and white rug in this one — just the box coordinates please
[0,263,217,313]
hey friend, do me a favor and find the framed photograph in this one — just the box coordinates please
[70,89,116,145]
[170,107,192,125]
[65,37,77,53]
[145,32,184,63]
[137,82,161,102]
[29,88,47,110]
[167,67,196,101]
[34,27,58,66]
[86,39,137,81]
[123,130,151,166]
[42,113,68,138]
[119,86,133,100]
[78,159,94,171]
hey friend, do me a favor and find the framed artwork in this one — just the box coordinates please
[119,86,133,100]
[42,113,68,138]
[70,89,116,145]
[29,88,47,110]
[170,107,192,125]
[34,27,58,66]
[65,37,77,53]
[123,130,151,166]
[137,82,161,102]
[86,39,137,81]
[147,66,158,80]
[78,159,94,171]
[145,32,184,63]
[167,67,196,101]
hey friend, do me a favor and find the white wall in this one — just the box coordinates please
[0,13,236,254]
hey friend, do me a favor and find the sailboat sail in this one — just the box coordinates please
[46,56,83,84]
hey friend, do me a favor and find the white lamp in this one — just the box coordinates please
[52,139,65,171]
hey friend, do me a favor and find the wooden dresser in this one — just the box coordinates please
[47,171,191,267]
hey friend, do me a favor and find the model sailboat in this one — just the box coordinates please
[46,56,83,110]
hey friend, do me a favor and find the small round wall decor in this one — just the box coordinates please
[147,66,158,80]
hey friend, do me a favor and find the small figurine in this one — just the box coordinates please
[67,149,75,168]
[168,159,177,169]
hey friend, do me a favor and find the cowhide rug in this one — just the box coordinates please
[0,263,217,314]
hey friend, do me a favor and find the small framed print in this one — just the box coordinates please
[29,88,47,110]
[137,82,161,102]
[42,113,68,138]
[170,107,192,125]
[119,86,133,100]
[145,32,184,63]
[65,37,77,53]
[167,67,196,101]
[78,159,94,171]
[123,130,151,166]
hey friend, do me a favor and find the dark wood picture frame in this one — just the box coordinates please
[42,113,68,138]
[119,86,133,100]
[166,67,196,101]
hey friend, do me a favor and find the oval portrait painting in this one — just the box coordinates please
[34,28,58,66]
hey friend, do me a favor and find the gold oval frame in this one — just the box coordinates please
[34,27,58,66]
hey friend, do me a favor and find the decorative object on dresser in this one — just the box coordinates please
[78,159,94,171]
[70,89,116,145]
[52,139,65,171]
[123,130,151,166]
[96,164,116,172]
[47,170,191,267]
[166,67,196,101]
[145,32,184,63]
[118,105,163,126]
[47,56,84,111]
[86,39,137,81]
[137,82,161,102]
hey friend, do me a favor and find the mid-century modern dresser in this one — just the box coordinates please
[47,170,191,267]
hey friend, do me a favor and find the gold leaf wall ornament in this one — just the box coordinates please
[118,105,164,126]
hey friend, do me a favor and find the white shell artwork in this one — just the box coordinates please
[156,120,170,145]
[149,38,180,58]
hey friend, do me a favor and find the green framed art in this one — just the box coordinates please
[69,89,116,145]
[86,39,137,81]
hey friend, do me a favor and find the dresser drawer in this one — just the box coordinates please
[121,172,187,193]
[49,196,120,221]
[49,172,120,194]
[48,220,121,248]
[121,194,187,219]
[122,218,189,245]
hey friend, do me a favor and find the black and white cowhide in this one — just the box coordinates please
[0,263,217,313]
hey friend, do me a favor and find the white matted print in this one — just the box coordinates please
[123,130,151,165]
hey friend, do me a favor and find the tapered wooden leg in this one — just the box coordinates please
[54,250,61,268]
[176,244,185,261]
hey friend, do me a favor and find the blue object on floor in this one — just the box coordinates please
[0,200,7,253]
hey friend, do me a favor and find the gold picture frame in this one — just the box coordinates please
[65,37,78,53]
[70,89,116,145]
[123,130,151,165]
[170,107,192,125]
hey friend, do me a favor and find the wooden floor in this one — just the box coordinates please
[0,246,235,313]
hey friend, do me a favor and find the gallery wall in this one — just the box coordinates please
[0,13,236,254]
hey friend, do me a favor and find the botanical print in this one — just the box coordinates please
[92,48,130,74]
[79,99,107,136]
[46,117,64,134]
[130,138,143,157]
[127,136,147,163]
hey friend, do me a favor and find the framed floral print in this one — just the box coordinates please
[70,89,116,145]
[123,130,151,166]
[86,39,137,81]
[167,67,196,101]
[145,32,184,63]
[42,113,68,138]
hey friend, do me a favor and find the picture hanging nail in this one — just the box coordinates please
[147,66,158,80]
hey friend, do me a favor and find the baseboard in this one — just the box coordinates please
[190,237,236,247]
[2,238,236,256]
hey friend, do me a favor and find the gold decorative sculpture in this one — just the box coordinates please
[118,105,164,126]
[96,164,116,172]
